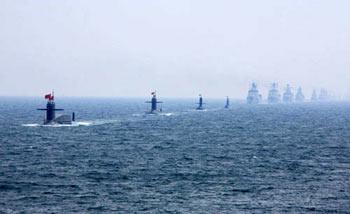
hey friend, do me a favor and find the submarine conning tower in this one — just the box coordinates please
[196,94,205,110]
[37,92,64,124]
[45,99,57,122]
[146,91,163,113]
[225,96,230,108]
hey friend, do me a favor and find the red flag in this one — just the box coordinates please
[45,94,51,99]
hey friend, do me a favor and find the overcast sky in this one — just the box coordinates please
[0,0,349,99]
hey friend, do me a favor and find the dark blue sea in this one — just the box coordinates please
[1,97,350,213]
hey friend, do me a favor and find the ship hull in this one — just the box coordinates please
[44,114,72,125]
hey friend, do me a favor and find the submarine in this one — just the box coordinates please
[145,91,163,114]
[37,92,75,125]
[224,96,230,108]
[196,94,205,110]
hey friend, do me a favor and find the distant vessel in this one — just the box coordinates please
[246,83,261,104]
[268,83,281,104]
[311,90,318,101]
[196,94,205,110]
[283,84,294,103]
[224,96,230,108]
[37,92,75,125]
[145,91,163,114]
[295,87,305,102]
[319,89,329,101]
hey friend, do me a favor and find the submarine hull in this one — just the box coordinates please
[44,114,73,125]
[145,110,162,115]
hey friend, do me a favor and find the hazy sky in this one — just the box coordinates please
[0,0,349,98]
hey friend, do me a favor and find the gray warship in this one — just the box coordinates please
[319,89,329,101]
[246,83,261,104]
[283,84,294,103]
[295,87,305,102]
[267,83,281,104]
[311,90,318,102]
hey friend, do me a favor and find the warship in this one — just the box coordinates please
[311,90,318,102]
[224,96,230,108]
[145,91,163,114]
[267,83,281,104]
[246,83,261,104]
[283,84,294,103]
[319,89,329,101]
[37,92,75,125]
[196,94,205,110]
[295,87,305,102]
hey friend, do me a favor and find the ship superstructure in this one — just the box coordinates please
[295,87,305,102]
[268,83,281,104]
[311,90,318,102]
[246,83,261,104]
[319,89,329,101]
[283,84,294,103]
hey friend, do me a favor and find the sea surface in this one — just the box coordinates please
[0,97,350,213]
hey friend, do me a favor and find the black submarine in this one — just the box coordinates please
[145,91,163,114]
[224,96,230,108]
[196,94,205,110]
[37,92,75,125]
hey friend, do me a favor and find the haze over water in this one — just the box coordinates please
[1,0,350,213]
[0,0,350,98]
